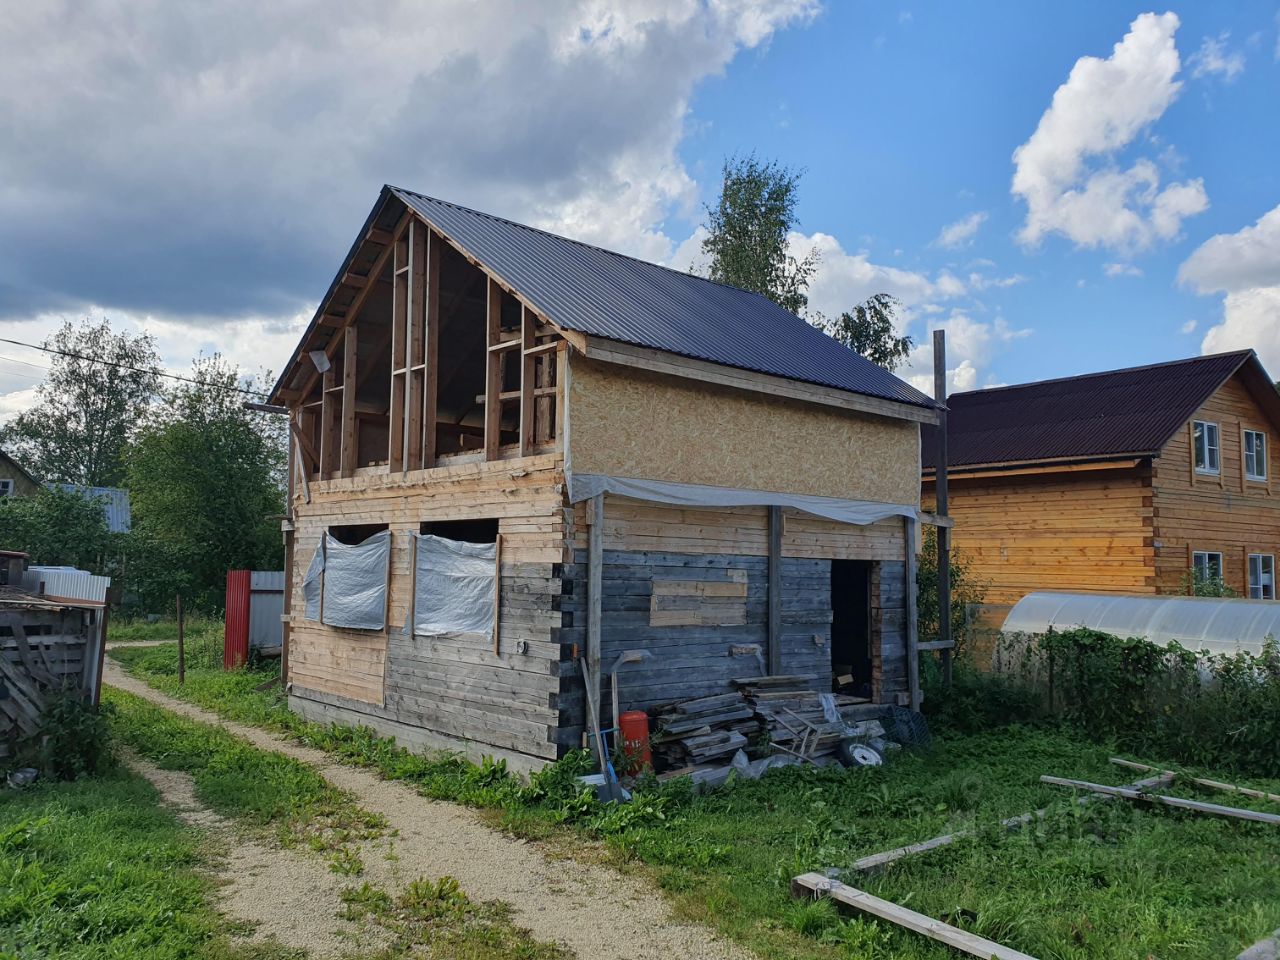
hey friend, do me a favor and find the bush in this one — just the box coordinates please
[35,691,114,780]
[928,628,1280,776]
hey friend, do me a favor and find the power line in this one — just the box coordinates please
[0,336,270,398]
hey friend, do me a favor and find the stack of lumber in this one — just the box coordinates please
[650,691,760,768]
[734,675,870,763]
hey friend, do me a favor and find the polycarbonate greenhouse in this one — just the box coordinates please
[1002,592,1280,656]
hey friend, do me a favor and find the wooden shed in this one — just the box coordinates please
[923,350,1280,606]
[269,186,940,772]
[0,585,108,759]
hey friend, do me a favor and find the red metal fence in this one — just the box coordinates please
[224,569,252,669]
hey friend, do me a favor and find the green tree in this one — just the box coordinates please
[916,528,987,658]
[126,356,285,610]
[701,155,818,315]
[0,318,161,486]
[0,485,114,571]
[815,293,914,372]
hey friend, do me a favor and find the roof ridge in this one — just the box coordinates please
[388,185,783,304]
[947,349,1253,400]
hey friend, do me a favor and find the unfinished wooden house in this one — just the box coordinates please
[922,351,1280,605]
[269,186,939,772]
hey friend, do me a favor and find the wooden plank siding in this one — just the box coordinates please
[1150,375,1280,595]
[923,465,1155,605]
[288,454,570,721]
[924,370,1280,606]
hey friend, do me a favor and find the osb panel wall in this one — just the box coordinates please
[1151,374,1280,594]
[568,356,920,505]
[924,466,1154,605]
[289,453,569,705]
[568,497,906,562]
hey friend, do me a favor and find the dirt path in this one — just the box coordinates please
[104,661,752,960]
[122,749,390,958]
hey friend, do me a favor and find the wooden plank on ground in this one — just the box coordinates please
[791,873,1039,960]
[1111,757,1280,805]
[1041,776,1280,824]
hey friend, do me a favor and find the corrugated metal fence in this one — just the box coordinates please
[224,570,284,668]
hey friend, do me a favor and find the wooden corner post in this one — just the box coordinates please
[932,328,953,686]
[767,505,782,675]
[904,513,921,711]
[587,494,604,721]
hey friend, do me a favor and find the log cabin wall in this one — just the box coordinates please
[1150,374,1280,595]
[922,464,1156,605]
[558,499,913,729]
[287,454,577,774]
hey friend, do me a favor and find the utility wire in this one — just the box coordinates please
[0,336,270,398]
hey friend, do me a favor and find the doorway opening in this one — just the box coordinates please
[831,559,872,699]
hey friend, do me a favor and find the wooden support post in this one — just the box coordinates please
[340,325,358,477]
[492,533,503,656]
[484,278,502,459]
[587,494,604,720]
[904,514,921,711]
[176,594,185,685]
[319,367,337,479]
[407,221,426,468]
[767,505,782,675]
[389,227,409,471]
[932,328,952,686]
[519,304,535,456]
[423,228,440,469]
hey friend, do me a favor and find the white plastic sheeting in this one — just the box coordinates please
[302,546,325,621]
[1002,591,1280,656]
[319,530,392,630]
[566,473,916,526]
[411,534,497,637]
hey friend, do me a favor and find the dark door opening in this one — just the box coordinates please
[831,559,872,698]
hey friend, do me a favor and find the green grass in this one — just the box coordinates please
[105,687,386,873]
[111,644,1280,960]
[339,876,570,960]
[0,770,300,960]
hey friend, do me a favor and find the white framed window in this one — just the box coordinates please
[0,479,12,497]
[1248,554,1275,600]
[1193,420,1220,474]
[1244,430,1267,481]
[1192,550,1223,583]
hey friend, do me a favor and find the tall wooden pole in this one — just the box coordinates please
[932,329,953,686]
[176,593,186,685]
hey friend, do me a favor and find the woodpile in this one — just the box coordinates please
[650,691,761,768]
[651,675,881,771]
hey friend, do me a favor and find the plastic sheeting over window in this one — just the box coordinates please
[1002,591,1280,656]
[302,544,325,621]
[411,534,497,637]
[317,530,392,630]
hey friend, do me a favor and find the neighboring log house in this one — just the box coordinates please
[268,185,940,772]
[922,351,1280,605]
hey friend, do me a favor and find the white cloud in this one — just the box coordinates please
[1189,33,1245,80]
[1180,318,1197,334]
[1179,204,1280,371]
[903,311,1032,397]
[0,0,820,417]
[791,231,969,318]
[934,211,987,249]
[1011,12,1208,253]
[967,272,1026,291]
[1104,262,1144,277]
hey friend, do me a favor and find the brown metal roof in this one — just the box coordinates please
[922,350,1280,471]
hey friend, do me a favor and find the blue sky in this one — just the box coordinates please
[0,2,1277,411]
[667,2,1280,391]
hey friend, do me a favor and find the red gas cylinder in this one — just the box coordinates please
[617,710,652,774]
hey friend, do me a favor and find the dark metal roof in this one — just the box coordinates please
[386,187,934,409]
[922,350,1276,470]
